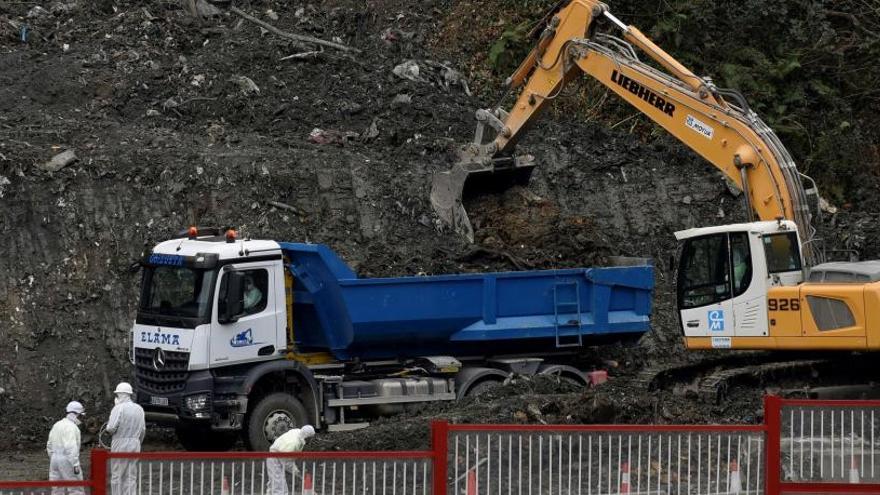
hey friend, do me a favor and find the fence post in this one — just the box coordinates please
[764,395,782,495]
[90,448,109,495]
[432,420,449,495]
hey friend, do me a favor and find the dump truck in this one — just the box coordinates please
[131,227,653,450]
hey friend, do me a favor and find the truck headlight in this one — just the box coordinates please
[185,393,210,412]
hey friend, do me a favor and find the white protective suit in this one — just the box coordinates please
[46,414,84,495]
[266,426,315,495]
[106,394,145,495]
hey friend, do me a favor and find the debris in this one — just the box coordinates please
[146,109,161,117]
[820,197,838,214]
[439,63,471,96]
[381,28,415,43]
[265,9,279,21]
[308,128,359,146]
[268,201,301,215]
[279,50,322,61]
[27,6,50,18]
[392,59,471,95]
[182,0,222,18]
[229,6,360,53]
[392,94,412,106]
[526,403,547,424]
[52,2,78,15]
[230,75,260,95]
[587,370,609,387]
[191,74,206,87]
[682,195,693,205]
[0,176,9,198]
[393,61,423,82]
[362,118,380,142]
[40,150,77,172]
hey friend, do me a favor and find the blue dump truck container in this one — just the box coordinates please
[281,243,654,360]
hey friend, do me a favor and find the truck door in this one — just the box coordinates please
[211,264,278,366]
[678,232,735,347]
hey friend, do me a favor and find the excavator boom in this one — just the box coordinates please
[430,0,821,264]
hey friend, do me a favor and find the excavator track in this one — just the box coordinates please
[633,352,792,392]
[696,359,830,403]
[633,353,868,403]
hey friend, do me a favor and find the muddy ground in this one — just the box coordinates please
[1,0,878,479]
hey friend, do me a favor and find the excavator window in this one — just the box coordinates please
[678,232,754,309]
[678,234,731,309]
[762,233,802,274]
[730,233,752,297]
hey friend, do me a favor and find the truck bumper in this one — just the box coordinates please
[137,370,215,423]
[144,411,183,425]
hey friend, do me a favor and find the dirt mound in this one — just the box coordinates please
[309,373,763,453]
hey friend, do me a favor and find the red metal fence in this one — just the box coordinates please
[5,396,880,495]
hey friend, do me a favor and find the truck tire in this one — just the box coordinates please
[245,392,309,451]
[176,424,238,451]
[466,379,503,398]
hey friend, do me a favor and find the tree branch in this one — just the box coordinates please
[229,6,360,53]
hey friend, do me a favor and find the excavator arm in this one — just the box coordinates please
[430,0,821,264]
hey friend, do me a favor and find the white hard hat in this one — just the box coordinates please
[301,425,315,438]
[114,382,134,395]
[66,401,85,415]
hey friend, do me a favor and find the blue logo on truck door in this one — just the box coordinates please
[708,310,725,331]
[230,328,262,347]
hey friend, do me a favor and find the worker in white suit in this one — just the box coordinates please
[106,382,145,495]
[46,401,86,495]
[266,425,316,495]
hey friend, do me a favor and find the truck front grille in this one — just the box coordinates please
[135,347,190,395]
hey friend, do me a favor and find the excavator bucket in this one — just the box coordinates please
[430,149,535,242]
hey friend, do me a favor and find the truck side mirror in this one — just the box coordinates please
[219,271,245,324]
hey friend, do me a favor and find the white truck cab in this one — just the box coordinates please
[132,229,297,447]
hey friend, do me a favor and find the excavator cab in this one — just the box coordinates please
[675,220,805,349]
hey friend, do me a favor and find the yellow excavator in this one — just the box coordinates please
[431,0,880,352]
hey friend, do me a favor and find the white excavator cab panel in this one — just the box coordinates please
[675,221,804,347]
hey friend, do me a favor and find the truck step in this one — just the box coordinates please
[327,423,370,432]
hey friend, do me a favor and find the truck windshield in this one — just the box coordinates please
[140,266,217,321]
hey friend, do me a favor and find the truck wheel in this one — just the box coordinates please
[466,380,502,398]
[176,424,238,451]
[245,392,308,451]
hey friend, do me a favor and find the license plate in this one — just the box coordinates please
[150,396,169,406]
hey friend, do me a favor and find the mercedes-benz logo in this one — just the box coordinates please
[153,347,166,371]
